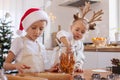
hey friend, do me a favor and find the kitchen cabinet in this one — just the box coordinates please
[83,52,120,69]
[83,52,98,69]
[46,49,120,69]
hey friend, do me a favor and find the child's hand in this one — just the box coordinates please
[74,68,84,73]
[47,67,59,72]
[46,63,59,72]
[66,46,73,54]
[74,64,84,73]
[14,64,31,73]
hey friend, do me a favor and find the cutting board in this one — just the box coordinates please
[17,72,73,80]
[7,74,48,80]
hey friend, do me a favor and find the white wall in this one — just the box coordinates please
[119,0,120,29]
[49,0,77,32]
[0,0,118,48]
[50,0,109,43]
[84,0,109,42]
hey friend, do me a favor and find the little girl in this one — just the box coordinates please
[3,8,57,73]
[56,14,88,73]
[55,2,103,73]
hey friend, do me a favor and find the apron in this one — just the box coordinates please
[16,37,45,73]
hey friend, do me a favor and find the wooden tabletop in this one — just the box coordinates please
[82,69,111,79]
[7,74,48,80]
[6,69,112,80]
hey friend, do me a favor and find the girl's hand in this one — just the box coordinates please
[66,46,73,54]
[74,68,84,73]
[47,67,59,72]
[14,64,31,73]
[46,63,59,72]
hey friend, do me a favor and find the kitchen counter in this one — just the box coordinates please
[6,69,111,80]
[84,44,120,69]
[7,72,72,80]
[84,45,120,52]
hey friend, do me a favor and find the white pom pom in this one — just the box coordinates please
[16,30,23,36]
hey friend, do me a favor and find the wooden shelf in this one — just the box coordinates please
[84,46,120,52]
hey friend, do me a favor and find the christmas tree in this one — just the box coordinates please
[0,13,13,68]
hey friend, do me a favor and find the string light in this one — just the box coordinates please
[49,12,56,23]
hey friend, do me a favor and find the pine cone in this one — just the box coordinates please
[111,58,120,66]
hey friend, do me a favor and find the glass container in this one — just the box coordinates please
[59,46,75,74]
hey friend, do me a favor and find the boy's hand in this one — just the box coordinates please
[14,64,31,73]
[47,67,59,72]
[46,63,59,72]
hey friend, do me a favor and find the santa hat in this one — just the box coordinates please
[17,8,49,35]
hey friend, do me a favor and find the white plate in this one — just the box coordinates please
[92,69,108,72]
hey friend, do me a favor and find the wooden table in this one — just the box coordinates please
[7,74,48,80]
[82,69,111,79]
[6,69,111,80]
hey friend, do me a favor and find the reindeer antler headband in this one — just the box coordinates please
[73,2,104,30]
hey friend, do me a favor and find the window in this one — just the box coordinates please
[109,0,119,41]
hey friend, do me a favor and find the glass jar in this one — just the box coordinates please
[74,75,85,80]
[91,73,101,80]
[107,73,115,80]
[59,46,75,74]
